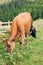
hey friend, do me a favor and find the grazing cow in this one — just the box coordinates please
[6,12,36,53]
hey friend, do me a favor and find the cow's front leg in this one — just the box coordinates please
[13,32,20,41]
[10,32,20,52]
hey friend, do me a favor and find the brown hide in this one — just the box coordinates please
[6,12,32,53]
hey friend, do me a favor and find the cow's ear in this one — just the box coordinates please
[5,39,11,46]
[5,39,8,46]
[5,39,8,44]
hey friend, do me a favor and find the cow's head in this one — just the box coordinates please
[5,39,15,53]
[30,26,36,38]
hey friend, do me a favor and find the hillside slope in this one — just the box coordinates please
[0,19,43,65]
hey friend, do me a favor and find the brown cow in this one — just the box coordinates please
[6,12,36,53]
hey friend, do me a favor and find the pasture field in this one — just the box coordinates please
[0,19,43,65]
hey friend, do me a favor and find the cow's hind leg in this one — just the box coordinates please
[25,33,28,46]
[20,31,25,50]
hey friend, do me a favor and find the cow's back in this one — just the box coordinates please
[16,12,32,33]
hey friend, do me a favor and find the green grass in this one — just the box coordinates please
[0,19,43,65]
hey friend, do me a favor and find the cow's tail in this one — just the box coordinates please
[30,19,33,31]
